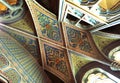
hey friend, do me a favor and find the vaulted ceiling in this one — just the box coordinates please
[0,0,120,83]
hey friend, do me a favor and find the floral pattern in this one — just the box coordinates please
[66,27,92,52]
[36,10,62,42]
[44,44,68,76]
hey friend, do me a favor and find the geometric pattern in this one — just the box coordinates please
[1,27,40,59]
[25,1,75,82]
[0,30,51,83]
[1,0,118,83]
[25,0,105,82]
[0,0,113,82]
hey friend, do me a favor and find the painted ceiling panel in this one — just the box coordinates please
[25,0,64,46]
[99,0,120,10]
[40,40,75,83]
[36,10,62,43]
[62,22,105,61]
[66,26,92,52]
[0,26,40,60]
[0,0,119,82]
[0,30,51,83]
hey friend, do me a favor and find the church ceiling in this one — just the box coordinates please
[0,0,120,83]
[24,0,114,82]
